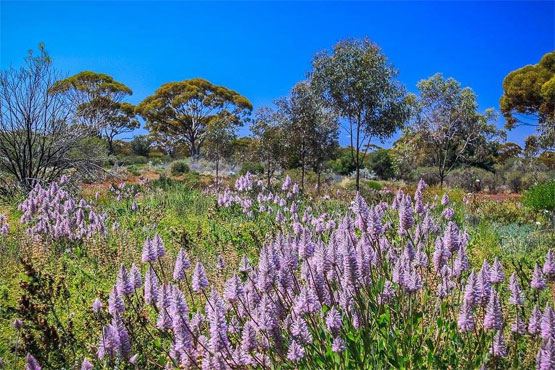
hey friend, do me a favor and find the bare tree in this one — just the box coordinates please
[0,45,104,191]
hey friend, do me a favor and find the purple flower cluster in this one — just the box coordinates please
[80,178,555,369]
[18,182,107,243]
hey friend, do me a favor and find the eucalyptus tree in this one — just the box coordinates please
[410,73,502,186]
[500,51,555,151]
[250,106,287,187]
[136,78,252,157]
[311,38,410,190]
[50,71,139,154]
[277,81,339,191]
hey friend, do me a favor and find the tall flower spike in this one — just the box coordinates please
[484,290,503,331]
[108,285,125,316]
[540,304,555,341]
[464,270,479,308]
[453,245,470,277]
[192,261,209,292]
[117,264,134,296]
[130,263,142,290]
[490,330,507,358]
[25,354,41,370]
[141,237,157,263]
[287,340,305,362]
[531,263,547,290]
[490,258,505,284]
[153,233,166,259]
[511,314,526,335]
[81,358,93,370]
[508,273,524,306]
[457,302,475,332]
[144,266,159,305]
[98,324,121,359]
[528,305,542,336]
[536,337,555,370]
[543,249,555,277]
[173,248,191,281]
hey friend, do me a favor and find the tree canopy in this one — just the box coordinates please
[136,78,252,157]
[408,73,502,186]
[311,38,410,190]
[500,51,555,150]
[50,71,139,154]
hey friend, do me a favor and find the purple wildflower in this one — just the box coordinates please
[287,340,305,362]
[192,261,209,292]
[130,263,142,289]
[532,263,547,290]
[141,237,157,263]
[543,249,555,277]
[117,264,134,296]
[13,318,23,330]
[144,266,159,305]
[332,336,346,353]
[92,298,103,313]
[108,286,125,316]
[457,302,475,332]
[511,314,527,335]
[173,248,191,281]
[484,290,503,331]
[541,304,555,341]
[81,358,93,370]
[441,193,449,206]
[490,330,507,358]
[490,258,505,284]
[529,305,542,336]
[536,338,555,370]
[98,324,121,359]
[224,274,243,303]
[508,273,525,306]
[326,307,343,336]
[25,354,41,370]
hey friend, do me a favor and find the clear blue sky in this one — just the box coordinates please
[1,1,554,147]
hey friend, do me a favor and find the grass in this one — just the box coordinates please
[0,174,553,368]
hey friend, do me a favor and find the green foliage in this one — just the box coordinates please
[409,73,501,186]
[169,160,190,176]
[500,51,555,150]
[445,167,496,192]
[240,161,264,175]
[311,38,410,189]
[136,78,252,157]
[367,149,395,180]
[329,148,356,175]
[523,180,555,211]
[130,135,151,157]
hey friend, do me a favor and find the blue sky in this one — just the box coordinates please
[1,1,553,147]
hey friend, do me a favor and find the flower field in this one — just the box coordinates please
[0,173,553,369]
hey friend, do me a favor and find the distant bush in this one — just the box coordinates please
[523,180,555,211]
[130,135,151,157]
[367,149,395,180]
[114,154,149,166]
[127,165,141,176]
[445,167,495,192]
[240,161,264,175]
[170,160,190,176]
[415,167,440,186]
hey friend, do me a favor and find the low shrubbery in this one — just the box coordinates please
[523,180,555,211]
[170,160,190,176]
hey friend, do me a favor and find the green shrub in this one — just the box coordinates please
[367,149,395,180]
[170,160,190,176]
[127,165,141,176]
[523,180,555,211]
[240,161,264,175]
[445,167,495,192]
[130,135,151,157]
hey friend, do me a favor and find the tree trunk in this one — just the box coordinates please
[107,137,114,156]
[216,158,219,183]
[317,170,321,195]
[301,154,305,192]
